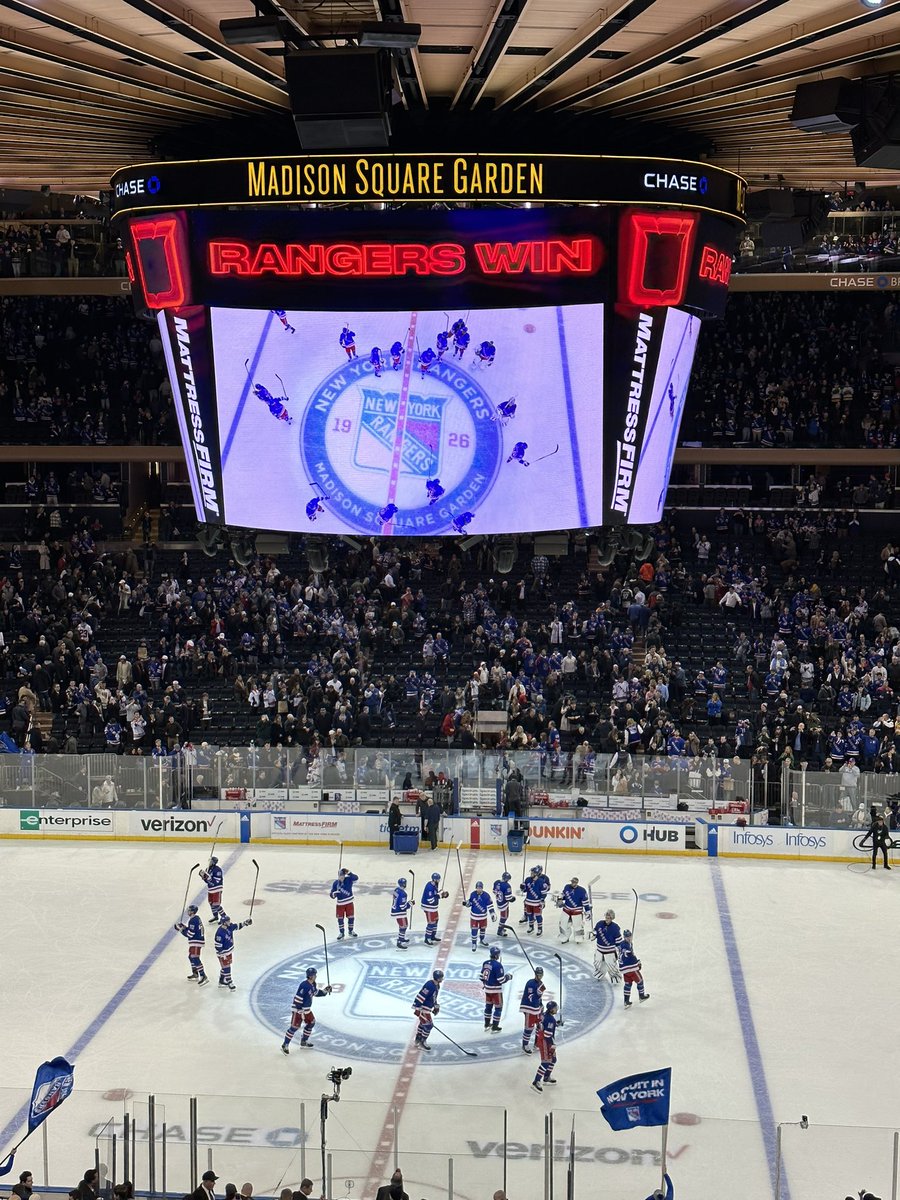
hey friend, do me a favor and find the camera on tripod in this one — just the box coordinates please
[328,1067,352,1086]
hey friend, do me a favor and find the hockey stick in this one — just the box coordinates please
[631,888,639,936]
[337,841,344,875]
[249,858,260,917]
[505,923,537,973]
[533,444,560,464]
[543,842,550,877]
[442,835,453,884]
[209,818,224,864]
[455,842,465,895]
[443,311,450,331]
[501,840,508,879]
[430,1023,478,1058]
[179,863,200,918]
[408,869,416,930]
[314,923,331,990]
[274,372,288,399]
[553,951,564,1024]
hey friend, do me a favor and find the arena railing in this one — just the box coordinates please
[782,766,900,828]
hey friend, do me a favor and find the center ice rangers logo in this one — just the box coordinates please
[251,933,610,1065]
[300,354,503,536]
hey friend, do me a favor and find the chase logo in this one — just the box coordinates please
[300,352,502,536]
[698,176,708,195]
[20,810,40,832]
[250,932,610,1065]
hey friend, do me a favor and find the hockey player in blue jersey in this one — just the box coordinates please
[272,309,295,333]
[521,864,550,935]
[419,346,437,378]
[329,867,359,939]
[474,339,495,367]
[199,856,224,923]
[592,908,624,983]
[369,346,385,378]
[492,397,517,425]
[493,872,516,936]
[339,326,357,358]
[422,872,449,945]
[463,880,496,951]
[174,905,208,986]
[281,966,332,1053]
[379,502,399,524]
[668,383,676,416]
[390,341,404,370]
[453,327,470,359]
[481,944,512,1032]
[412,968,444,1050]
[519,965,545,1053]
[213,912,252,991]
[305,496,325,522]
[253,382,293,425]
[425,478,444,506]
[506,441,529,467]
[436,330,450,360]
[619,929,650,1007]
[391,877,414,949]
[452,511,474,535]
[532,1000,560,1092]
[450,317,467,337]
[557,877,591,944]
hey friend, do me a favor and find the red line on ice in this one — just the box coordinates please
[381,314,418,534]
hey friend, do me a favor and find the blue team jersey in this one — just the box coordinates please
[539,1010,557,1046]
[561,884,588,912]
[619,945,642,971]
[594,920,623,952]
[180,915,204,943]
[330,872,358,902]
[422,881,442,908]
[493,879,514,907]
[413,979,440,1012]
[520,977,545,1015]
[214,923,245,954]
[466,889,494,917]
[391,887,411,916]
[293,979,327,1011]
[202,866,223,894]
[480,959,510,991]
[340,329,355,346]
[522,874,550,904]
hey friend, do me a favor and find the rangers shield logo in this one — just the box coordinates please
[355,388,445,478]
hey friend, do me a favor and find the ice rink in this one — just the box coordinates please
[1,841,896,1200]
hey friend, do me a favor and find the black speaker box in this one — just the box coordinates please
[284,49,391,149]
[791,78,861,134]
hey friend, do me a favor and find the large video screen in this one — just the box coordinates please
[208,303,605,536]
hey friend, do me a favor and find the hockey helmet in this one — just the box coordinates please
[605,908,616,920]
[570,877,579,885]
[209,856,218,866]
[218,913,230,924]
[339,867,349,877]
[533,966,544,977]
[397,878,408,887]
[530,865,541,875]
[622,929,633,939]
[489,945,501,959]
[545,1000,559,1013]
[431,872,441,882]
[187,904,199,914]
[501,872,511,882]
[306,967,317,979]
[475,880,484,889]
[432,969,444,982]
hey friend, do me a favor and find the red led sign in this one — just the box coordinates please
[206,237,604,279]
[619,210,698,309]
[698,243,732,285]
[129,215,188,309]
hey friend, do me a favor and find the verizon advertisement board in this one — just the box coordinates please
[0,809,240,841]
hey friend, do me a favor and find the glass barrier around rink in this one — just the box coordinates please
[776,1118,900,1200]
[0,754,175,810]
[783,767,900,829]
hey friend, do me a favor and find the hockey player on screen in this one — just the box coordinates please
[379,502,399,524]
[591,908,624,983]
[390,341,404,370]
[452,511,475,535]
[519,965,545,1054]
[175,905,208,986]
[213,912,252,991]
[329,867,359,940]
[507,442,529,467]
[281,967,332,1053]
[422,872,450,945]
[450,317,467,338]
[419,346,437,378]
[453,326,470,359]
[619,929,650,1007]
[253,381,293,425]
[369,346,385,378]
[558,877,591,944]
[200,856,224,923]
[412,968,444,1051]
[481,944,512,1032]
[474,339,496,367]
[271,309,295,334]
[426,478,445,506]
[436,330,450,360]
[339,325,357,358]
[493,871,516,936]
[492,397,517,425]
[532,1000,560,1092]
[463,880,496,951]
[305,496,326,522]
[391,877,414,949]
[668,382,676,417]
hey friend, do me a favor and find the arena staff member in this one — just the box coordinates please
[869,814,891,871]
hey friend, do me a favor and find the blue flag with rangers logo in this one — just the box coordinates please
[0,1057,76,1176]
[597,1067,671,1131]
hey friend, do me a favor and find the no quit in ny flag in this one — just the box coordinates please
[0,1057,76,1176]
[597,1067,672,1131]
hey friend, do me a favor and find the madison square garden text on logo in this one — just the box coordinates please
[251,932,610,1065]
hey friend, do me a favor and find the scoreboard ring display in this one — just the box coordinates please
[112,151,744,536]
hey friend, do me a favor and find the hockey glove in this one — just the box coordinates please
[441,891,450,899]
[244,918,253,926]
[174,922,184,931]
[433,1003,440,1014]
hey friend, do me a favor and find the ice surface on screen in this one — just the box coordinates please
[211,303,603,536]
[626,306,700,525]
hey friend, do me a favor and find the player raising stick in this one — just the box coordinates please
[426,478,445,506]
[453,326,470,359]
[419,346,437,378]
[619,928,650,1007]
[436,329,450,360]
[390,341,404,370]
[463,880,496,952]
[339,325,357,358]
[422,872,449,945]
[519,965,545,1054]
[391,877,414,950]
[281,967,332,1053]
[214,912,252,991]
[200,855,224,923]
[481,944,512,1032]
[329,866,359,940]
[175,905,208,987]
[271,309,295,334]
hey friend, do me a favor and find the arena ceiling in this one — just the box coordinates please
[2,0,900,192]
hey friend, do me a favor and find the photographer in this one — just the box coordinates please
[869,814,891,871]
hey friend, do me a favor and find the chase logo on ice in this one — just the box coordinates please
[251,933,610,1064]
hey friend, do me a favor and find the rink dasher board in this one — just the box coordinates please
[0,807,242,841]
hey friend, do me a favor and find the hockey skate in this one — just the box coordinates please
[639,992,651,1002]
[531,1081,543,1093]
[490,1023,502,1033]
[281,1043,290,1055]
[522,1045,533,1054]
[197,976,209,986]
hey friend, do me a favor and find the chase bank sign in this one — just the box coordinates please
[643,172,708,195]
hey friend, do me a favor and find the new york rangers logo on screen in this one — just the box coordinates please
[355,388,445,478]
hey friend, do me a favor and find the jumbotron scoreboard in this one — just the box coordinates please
[110,152,745,538]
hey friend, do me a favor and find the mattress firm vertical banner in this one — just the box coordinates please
[601,303,666,525]
[160,306,225,524]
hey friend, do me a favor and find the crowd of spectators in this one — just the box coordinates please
[683,292,900,448]
[0,222,124,277]
[2,297,174,444]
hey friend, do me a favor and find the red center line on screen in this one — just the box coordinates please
[381,313,418,534]
[361,849,477,1198]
